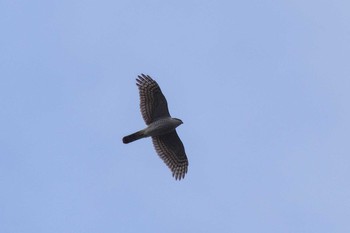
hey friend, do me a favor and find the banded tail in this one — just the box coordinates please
[122,130,145,144]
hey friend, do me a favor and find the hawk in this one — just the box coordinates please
[123,74,188,180]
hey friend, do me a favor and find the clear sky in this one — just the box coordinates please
[1,0,350,232]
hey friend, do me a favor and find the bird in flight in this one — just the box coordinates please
[123,74,188,180]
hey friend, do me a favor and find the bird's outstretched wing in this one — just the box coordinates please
[136,74,170,125]
[152,131,188,180]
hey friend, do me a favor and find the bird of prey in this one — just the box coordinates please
[123,74,188,180]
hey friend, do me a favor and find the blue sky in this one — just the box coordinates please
[1,0,350,232]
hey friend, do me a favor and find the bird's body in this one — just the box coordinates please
[144,117,183,136]
[123,117,182,143]
[123,74,188,180]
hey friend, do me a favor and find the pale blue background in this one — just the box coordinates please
[1,1,350,232]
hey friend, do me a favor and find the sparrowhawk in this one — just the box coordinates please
[123,74,188,180]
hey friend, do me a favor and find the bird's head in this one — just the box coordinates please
[173,118,183,126]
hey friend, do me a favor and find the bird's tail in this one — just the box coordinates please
[122,130,145,144]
